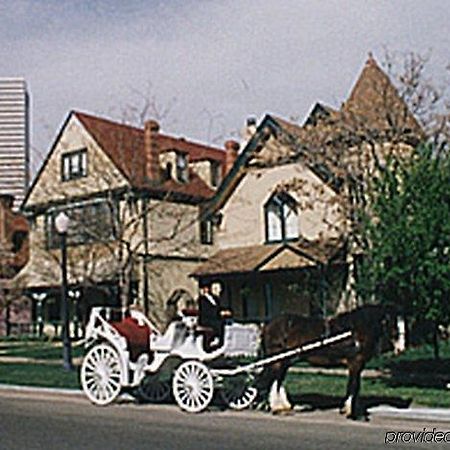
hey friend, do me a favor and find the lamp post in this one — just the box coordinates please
[55,211,73,371]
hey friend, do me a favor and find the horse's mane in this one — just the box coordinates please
[329,304,388,335]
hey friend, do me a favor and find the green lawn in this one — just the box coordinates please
[285,372,450,408]
[0,363,80,389]
[0,340,84,360]
[0,338,449,408]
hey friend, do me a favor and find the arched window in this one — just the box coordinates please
[264,192,299,243]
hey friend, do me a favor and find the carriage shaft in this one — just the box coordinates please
[211,331,353,377]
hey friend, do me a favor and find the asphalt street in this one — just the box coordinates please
[0,389,448,450]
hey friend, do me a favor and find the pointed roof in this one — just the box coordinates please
[191,238,344,277]
[204,55,424,217]
[24,111,227,209]
[342,54,423,135]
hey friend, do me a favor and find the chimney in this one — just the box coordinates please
[144,120,160,181]
[224,140,239,175]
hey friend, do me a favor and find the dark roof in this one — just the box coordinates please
[342,55,423,135]
[75,111,226,201]
[205,56,424,215]
[191,238,345,277]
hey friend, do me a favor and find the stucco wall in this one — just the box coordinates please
[26,116,128,207]
[145,257,200,328]
[216,162,343,248]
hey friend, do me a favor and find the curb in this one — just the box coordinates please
[369,405,450,423]
[1,383,449,423]
[0,383,83,397]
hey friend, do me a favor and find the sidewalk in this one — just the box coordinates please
[369,405,450,423]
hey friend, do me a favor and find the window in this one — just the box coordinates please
[210,161,222,187]
[176,152,188,183]
[264,192,299,243]
[200,219,213,245]
[46,200,116,248]
[61,149,87,181]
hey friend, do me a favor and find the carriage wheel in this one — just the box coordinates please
[137,374,171,403]
[220,374,258,410]
[172,360,214,413]
[81,343,122,406]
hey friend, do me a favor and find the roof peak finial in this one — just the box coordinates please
[367,51,375,64]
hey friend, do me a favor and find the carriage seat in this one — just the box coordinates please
[111,316,151,362]
[151,321,187,352]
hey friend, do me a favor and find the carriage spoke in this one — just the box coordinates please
[172,361,214,413]
[81,344,122,406]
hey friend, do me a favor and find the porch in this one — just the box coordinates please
[191,241,348,323]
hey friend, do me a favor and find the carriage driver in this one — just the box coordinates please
[198,282,231,350]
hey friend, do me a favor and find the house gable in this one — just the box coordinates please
[256,246,316,272]
[215,161,341,248]
[24,113,129,210]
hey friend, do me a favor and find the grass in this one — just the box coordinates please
[285,372,450,408]
[0,338,449,409]
[0,340,84,360]
[0,363,80,389]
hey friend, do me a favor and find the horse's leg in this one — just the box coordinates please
[340,359,363,418]
[268,361,292,414]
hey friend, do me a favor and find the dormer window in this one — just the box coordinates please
[264,192,299,243]
[176,152,188,183]
[62,149,87,181]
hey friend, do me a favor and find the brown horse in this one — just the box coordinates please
[259,304,403,418]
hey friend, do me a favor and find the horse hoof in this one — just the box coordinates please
[340,406,353,417]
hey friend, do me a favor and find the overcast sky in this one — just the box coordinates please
[1,0,449,175]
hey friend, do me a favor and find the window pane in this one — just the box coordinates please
[211,161,221,187]
[63,156,70,180]
[283,202,299,240]
[200,220,213,244]
[176,153,188,182]
[267,204,282,241]
[80,152,87,176]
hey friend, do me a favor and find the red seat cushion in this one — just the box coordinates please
[111,317,151,361]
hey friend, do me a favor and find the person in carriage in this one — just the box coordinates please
[197,282,231,350]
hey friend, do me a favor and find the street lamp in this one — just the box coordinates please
[55,211,73,371]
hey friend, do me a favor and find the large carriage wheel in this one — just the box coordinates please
[172,360,214,413]
[137,374,171,403]
[220,373,258,410]
[81,343,122,406]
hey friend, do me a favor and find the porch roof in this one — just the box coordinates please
[191,238,345,278]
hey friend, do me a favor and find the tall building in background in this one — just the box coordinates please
[0,78,30,210]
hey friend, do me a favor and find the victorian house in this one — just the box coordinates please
[192,55,422,322]
[17,111,231,332]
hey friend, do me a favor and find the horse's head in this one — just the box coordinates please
[380,306,405,355]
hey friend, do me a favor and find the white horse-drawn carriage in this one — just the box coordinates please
[81,307,352,413]
[81,307,261,412]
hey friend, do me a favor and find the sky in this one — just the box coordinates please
[1,0,449,176]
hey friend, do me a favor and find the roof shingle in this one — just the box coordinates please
[75,111,226,200]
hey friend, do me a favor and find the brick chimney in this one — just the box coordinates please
[224,140,239,175]
[144,120,160,181]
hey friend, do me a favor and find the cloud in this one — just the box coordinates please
[0,0,448,174]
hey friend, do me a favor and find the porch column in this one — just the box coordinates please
[31,292,47,337]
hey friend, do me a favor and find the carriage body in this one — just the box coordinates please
[81,306,261,411]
